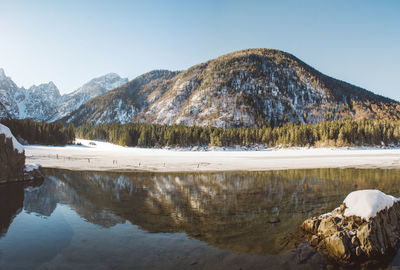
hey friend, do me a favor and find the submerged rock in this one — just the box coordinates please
[302,190,400,264]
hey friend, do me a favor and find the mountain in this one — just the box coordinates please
[0,69,128,122]
[64,70,179,124]
[48,73,128,121]
[21,82,61,121]
[64,49,400,127]
[0,102,10,119]
[0,68,21,118]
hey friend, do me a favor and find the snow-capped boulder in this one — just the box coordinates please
[302,190,400,263]
[0,123,25,182]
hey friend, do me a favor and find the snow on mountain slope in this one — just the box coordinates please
[0,101,11,120]
[64,70,179,125]
[65,49,400,127]
[23,82,61,120]
[0,69,127,122]
[138,49,400,127]
[49,73,128,121]
[0,68,21,117]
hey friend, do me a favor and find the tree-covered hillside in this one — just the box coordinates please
[65,49,400,128]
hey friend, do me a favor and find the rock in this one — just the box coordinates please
[0,124,42,183]
[324,232,351,260]
[301,217,320,234]
[268,216,280,223]
[318,216,338,236]
[301,196,400,264]
[0,133,25,182]
[310,235,319,246]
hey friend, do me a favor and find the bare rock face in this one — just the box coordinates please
[301,201,400,263]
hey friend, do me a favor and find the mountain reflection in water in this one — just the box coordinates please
[1,168,400,269]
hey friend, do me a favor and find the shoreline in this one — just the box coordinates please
[24,139,400,172]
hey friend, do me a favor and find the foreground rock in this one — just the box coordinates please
[302,190,400,264]
[0,124,42,183]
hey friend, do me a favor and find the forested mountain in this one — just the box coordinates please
[64,49,400,127]
[0,68,127,121]
[63,70,180,125]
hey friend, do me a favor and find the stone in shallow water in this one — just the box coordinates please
[301,191,400,264]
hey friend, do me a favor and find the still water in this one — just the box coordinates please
[1,169,400,269]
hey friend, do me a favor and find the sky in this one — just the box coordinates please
[0,0,399,100]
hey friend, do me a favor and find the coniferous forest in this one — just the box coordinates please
[1,119,75,146]
[75,119,400,148]
[2,118,400,148]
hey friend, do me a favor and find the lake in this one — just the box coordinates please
[1,168,400,269]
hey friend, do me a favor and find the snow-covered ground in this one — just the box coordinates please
[23,138,400,172]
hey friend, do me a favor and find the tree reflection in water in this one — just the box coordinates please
[2,168,400,269]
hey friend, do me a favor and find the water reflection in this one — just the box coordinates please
[1,168,400,269]
[33,169,400,254]
[0,179,43,237]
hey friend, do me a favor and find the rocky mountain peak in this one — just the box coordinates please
[73,73,128,96]
[0,68,6,78]
[0,68,127,122]
[0,68,18,92]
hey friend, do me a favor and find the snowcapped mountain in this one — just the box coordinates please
[20,82,61,121]
[3,49,400,127]
[0,77,63,121]
[48,73,128,121]
[64,70,179,125]
[0,69,127,122]
[65,49,400,127]
[0,102,10,120]
[0,68,21,117]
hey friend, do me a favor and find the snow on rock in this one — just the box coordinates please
[343,189,398,220]
[0,123,24,153]
[303,190,400,262]
[24,163,40,172]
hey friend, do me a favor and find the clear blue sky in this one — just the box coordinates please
[1,0,399,100]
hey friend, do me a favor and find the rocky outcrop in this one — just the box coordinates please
[0,124,42,183]
[302,198,400,264]
[0,132,25,182]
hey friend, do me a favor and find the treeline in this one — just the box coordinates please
[75,119,400,148]
[3,118,399,148]
[0,119,75,146]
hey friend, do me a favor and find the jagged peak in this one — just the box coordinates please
[89,72,125,82]
[29,81,59,90]
[28,81,61,98]
[0,68,5,78]
[0,68,13,82]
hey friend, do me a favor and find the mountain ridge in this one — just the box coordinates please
[64,48,400,127]
[0,69,128,121]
